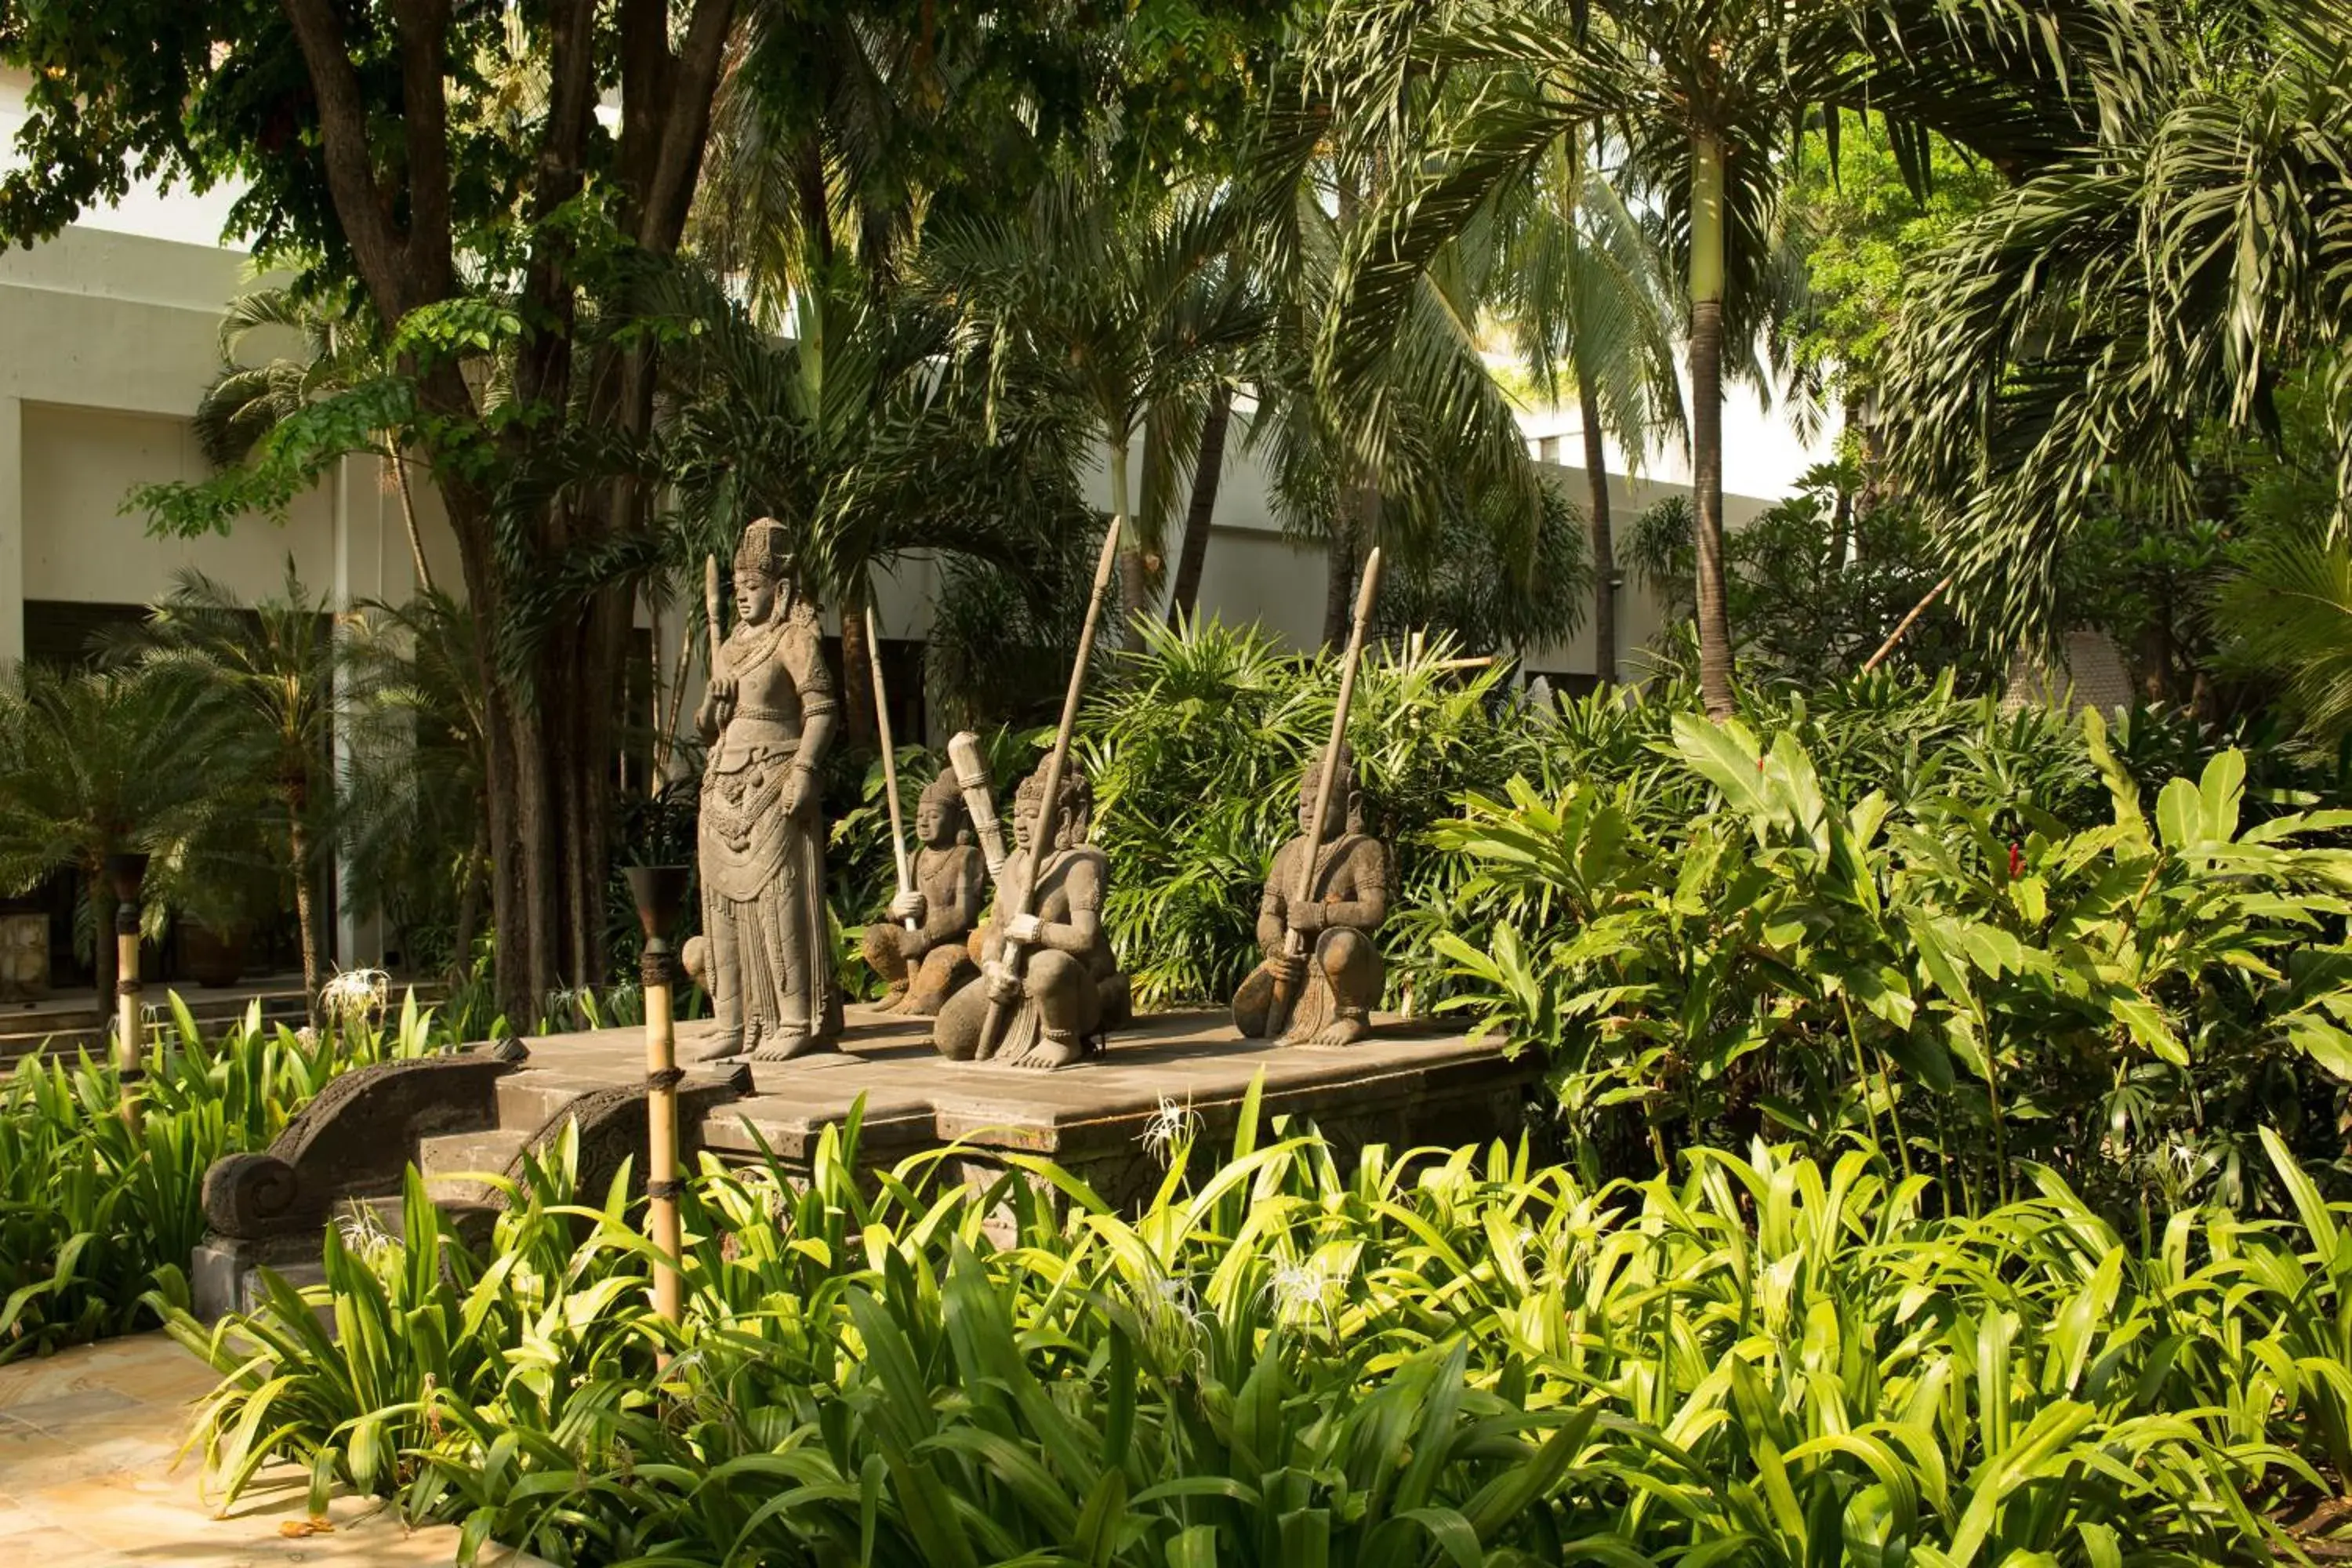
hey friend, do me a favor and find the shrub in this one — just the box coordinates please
[0,993,447,1362]
[163,1099,2350,1566]
[1433,709,2352,1216]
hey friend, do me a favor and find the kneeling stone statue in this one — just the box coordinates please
[860,771,986,1014]
[1232,749,1390,1047]
[932,762,1131,1069]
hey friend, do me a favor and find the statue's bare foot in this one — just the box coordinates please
[748,1032,837,1063]
[681,1031,746,1063]
[1011,1032,1086,1070]
[1287,1015,1369,1050]
[877,982,911,1013]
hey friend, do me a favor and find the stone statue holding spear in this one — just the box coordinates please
[1232,550,1392,1047]
[931,522,1131,1069]
[857,606,985,1014]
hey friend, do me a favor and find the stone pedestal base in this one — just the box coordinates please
[187,1008,1542,1321]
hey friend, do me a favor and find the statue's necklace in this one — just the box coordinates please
[731,617,788,673]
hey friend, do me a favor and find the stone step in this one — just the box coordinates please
[0,985,355,1062]
[495,1073,597,1130]
[416,1127,533,1205]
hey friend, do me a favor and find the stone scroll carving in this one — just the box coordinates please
[200,1049,524,1242]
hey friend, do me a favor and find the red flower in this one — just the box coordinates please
[2006,842,2024,879]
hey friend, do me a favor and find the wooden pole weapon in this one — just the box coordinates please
[865,604,917,931]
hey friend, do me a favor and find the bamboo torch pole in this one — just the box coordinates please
[105,854,150,1132]
[626,866,691,1329]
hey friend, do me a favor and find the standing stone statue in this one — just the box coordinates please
[860,771,986,1015]
[932,762,1131,1069]
[1232,748,1390,1047]
[691,518,842,1062]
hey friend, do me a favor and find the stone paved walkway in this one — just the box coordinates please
[0,1332,539,1566]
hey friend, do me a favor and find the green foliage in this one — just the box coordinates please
[648,254,1095,618]
[336,590,494,976]
[1433,709,2352,1214]
[0,993,448,1362]
[1628,464,1994,687]
[163,1102,2352,1565]
[0,659,250,974]
[1878,2,2352,643]
[1373,472,1592,656]
[1083,618,1524,1009]
[111,563,344,1001]
[1785,113,2004,400]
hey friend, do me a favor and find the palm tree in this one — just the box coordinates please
[1488,134,1687,681]
[649,252,1096,735]
[1877,6,2352,644]
[1317,0,2119,713]
[114,565,341,1016]
[0,662,242,1002]
[924,174,1266,640]
[1236,71,1554,648]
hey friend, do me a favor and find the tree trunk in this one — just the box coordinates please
[89,870,114,1006]
[289,808,323,1025]
[1110,437,1147,644]
[839,572,878,750]
[1167,382,1232,626]
[1688,130,1735,719]
[1576,365,1617,686]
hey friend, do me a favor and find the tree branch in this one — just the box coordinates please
[277,0,410,321]
[639,0,738,252]
[514,0,599,414]
[387,0,455,298]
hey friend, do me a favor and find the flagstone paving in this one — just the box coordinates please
[0,1331,542,1566]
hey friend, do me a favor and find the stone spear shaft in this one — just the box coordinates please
[975,518,1123,1061]
[1267,546,1383,1041]
[865,604,918,931]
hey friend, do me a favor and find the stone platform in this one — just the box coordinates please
[190,1004,1541,1318]
[564,1005,1537,1203]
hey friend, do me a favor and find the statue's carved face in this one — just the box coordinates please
[1298,768,1351,837]
[1013,777,1087,851]
[735,569,779,626]
[916,794,946,846]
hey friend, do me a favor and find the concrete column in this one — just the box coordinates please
[0,397,22,667]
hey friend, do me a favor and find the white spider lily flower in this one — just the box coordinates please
[1139,1093,1202,1168]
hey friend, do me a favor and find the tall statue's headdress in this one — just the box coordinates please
[1015,760,1094,849]
[733,517,795,580]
